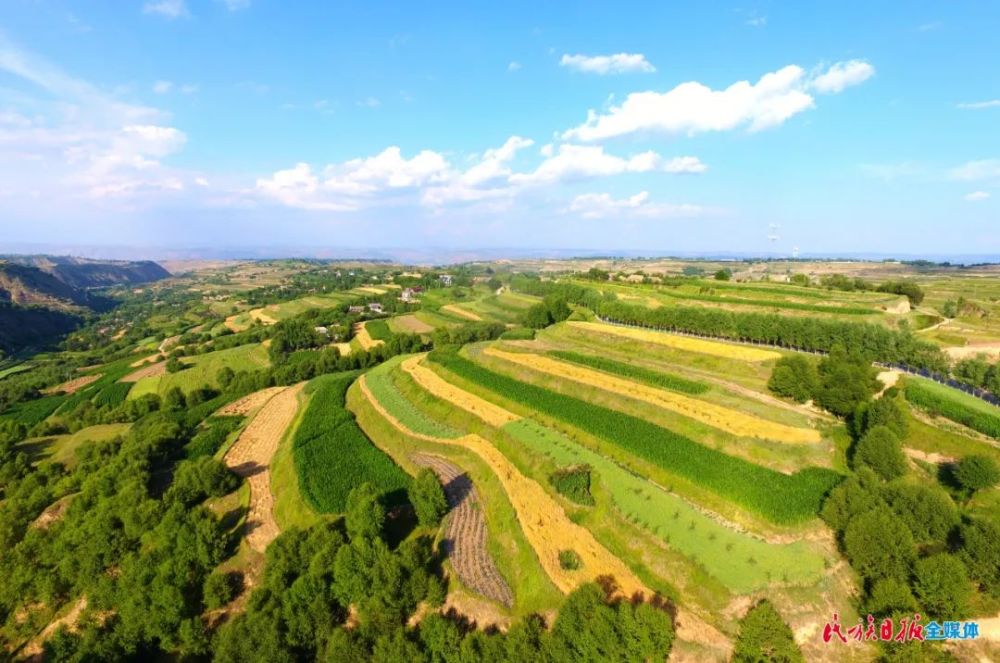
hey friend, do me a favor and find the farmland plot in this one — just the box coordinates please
[401,355,518,427]
[567,321,780,362]
[441,304,483,321]
[412,452,514,607]
[484,347,820,444]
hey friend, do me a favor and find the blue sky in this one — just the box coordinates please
[1,1,998,257]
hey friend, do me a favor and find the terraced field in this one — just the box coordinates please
[127,343,270,399]
[567,321,781,362]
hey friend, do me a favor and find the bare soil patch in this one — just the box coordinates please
[214,387,285,417]
[120,361,166,383]
[223,384,304,553]
[412,452,513,607]
[392,314,436,334]
[43,374,100,395]
[130,353,162,368]
[944,342,1000,361]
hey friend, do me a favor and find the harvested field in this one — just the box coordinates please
[355,286,388,295]
[129,353,162,368]
[119,361,166,382]
[943,342,1000,360]
[215,386,286,416]
[223,384,304,553]
[43,374,100,395]
[412,452,514,607]
[354,322,385,351]
[359,374,647,598]
[249,308,278,325]
[567,321,781,362]
[441,304,483,321]
[332,342,353,356]
[158,335,181,353]
[401,356,519,427]
[224,314,248,332]
[484,348,820,444]
[390,314,435,334]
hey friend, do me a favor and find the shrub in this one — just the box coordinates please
[865,578,917,619]
[410,469,448,528]
[183,416,244,459]
[549,465,595,506]
[499,327,535,341]
[913,554,972,618]
[883,483,959,544]
[958,517,1000,596]
[732,600,803,663]
[855,395,908,439]
[767,356,819,403]
[814,346,880,417]
[953,454,1000,494]
[843,506,916,582]
[430,350,841,524]
[166,356,185,374]
[853,426,907,480]
[167,456,240,507]
[558,549,582,570]
[203,572,239,610]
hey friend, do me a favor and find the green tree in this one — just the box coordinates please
[345,483,385,540]
[165,356,185,373]
[815,346,880,417]
[732,599,804,663]
[958,517,1000,596]
[856,395,908,439]
[865,578,917,618]
[953,454,1000,494]
[843,506,916,582]
[883,483,959,544]
[913,554,972,618]
[203,572,239,610]
[216,366,236,390]
[523,303,553,329]
[853,426,907,480]
[163,386,186,411]
[410,469,448,528]
[713,269,731,281]
[767,355,819,403]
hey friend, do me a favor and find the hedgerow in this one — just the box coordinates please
[549,350,709,395]
[431,350,841,524]
[905,380,1000,439]
[655,288,877,315]
[293,372,409,512]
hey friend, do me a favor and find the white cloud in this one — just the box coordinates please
[951,159,1000,181]
[957,100,1000,110]
[357,96,381,108]
[858,162,925,181]
[143,0,189,19]
[559,53,655,75]
[964,191,991,201]
[568,191,706,219]
[153,80,173,94]
[664,156,708,174]
[510,144,672,185]
[195,177,210,187]
[508,61,522,72]
[746,15,767,27]
[809,60,875,94]
[563,61,873,141]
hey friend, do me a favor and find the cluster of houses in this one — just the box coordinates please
[347,302,385,315]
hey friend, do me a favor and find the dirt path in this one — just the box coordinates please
[20,597,88,660]
[904,447,956,465]
[158,335,181,354]
[248,308,278,326]
[223,384,304,553]
[876,370,902,397]
[412,453,514,607]
[130,352,162,368]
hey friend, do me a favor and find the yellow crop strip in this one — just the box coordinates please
[401,355,518,427]
[484,347,821,444]
[567,321,781,362]
[358,370,648,598]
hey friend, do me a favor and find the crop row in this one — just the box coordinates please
[653,288,878,315]
[92,382,133,408]
[365,362,460,439]
[364,319,393,342]
[548,350,709,395]
[904,380,1000,439]
[293,372,410,512]
[431,350,841,524]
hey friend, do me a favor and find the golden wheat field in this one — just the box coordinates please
[567,321,781,362]
[441,304,483,321]
[401,355,518,427]
[358,375,648,598]
[484,347,821,443]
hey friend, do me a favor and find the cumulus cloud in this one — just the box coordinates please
[507,61,522,72]
[219,0,251,10]
[664,156,708,174]
[567,191,706,219]
[951,159,1000,181]
[809,60,875,94]
[957,100,1000,110]
[964,191,991,201]
[510,144,687,185]
[560,53,656,75]
[563,61,873,141]
[143,0,189,19]
[153,80,173,94]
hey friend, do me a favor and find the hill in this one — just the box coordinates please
[1,255,170,289]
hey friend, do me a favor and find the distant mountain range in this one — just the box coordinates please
[0,256,170,357]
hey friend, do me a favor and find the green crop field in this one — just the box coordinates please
[503,419,827,592]
[292,372,410,512]
[128,343,270,399]
[430,349,842,524]
[904,377,1000,439]
[366,358,461,438]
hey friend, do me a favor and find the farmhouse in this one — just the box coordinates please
[439,274,453,286]
[400,286,423,303]
[314,326,329,336]
[367,302,384,313]
[348,305,365,314]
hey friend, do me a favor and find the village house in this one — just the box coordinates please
[348,305,365,314]
[439,274,453,286]
[367,302,384,313]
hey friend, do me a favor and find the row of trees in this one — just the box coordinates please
[597,300,949,371]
